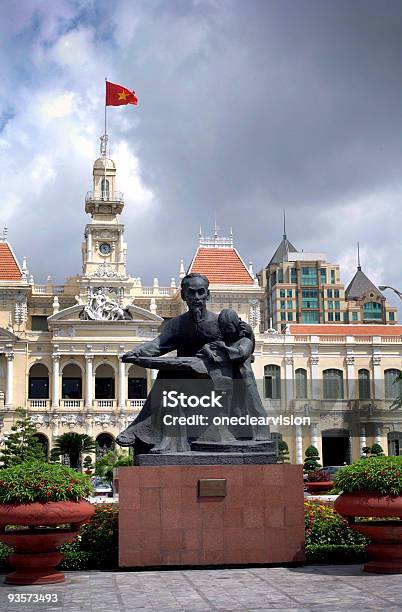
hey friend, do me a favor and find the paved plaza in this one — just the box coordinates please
[1,565,402,611]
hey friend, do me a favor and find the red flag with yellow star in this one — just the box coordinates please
[106,81,138,106]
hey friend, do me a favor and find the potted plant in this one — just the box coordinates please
[334,456,402,574]
[305,469,334,494]
[83,456,93,475]
[303,445,321,472]
[0,460,94,585]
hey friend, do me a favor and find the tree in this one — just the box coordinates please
[276,440,290,464]
[370,443,385,457]
[95,450,132,483]
[0,408,45,468]
[303,445,321,473]
[83,455,93,470]
[51,433,95,470]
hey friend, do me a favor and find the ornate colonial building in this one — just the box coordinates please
[0,142,401,464]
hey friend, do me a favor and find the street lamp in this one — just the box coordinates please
[379,285,402,300]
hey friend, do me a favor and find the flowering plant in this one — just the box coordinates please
[304,500,366,546]
[307,469,331,482]
[0,460,92,504]
[333,456,402,496]
[60,504,118,569]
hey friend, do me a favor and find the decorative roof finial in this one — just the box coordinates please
[2,224,8,242]
[179,258,185,279]
[283,210,286,239]
[100,134,109,157]
[357,242,361,270]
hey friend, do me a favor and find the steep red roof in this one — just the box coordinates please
[290,324,402,336]
[189,247,254,285]
[0,243,22,281]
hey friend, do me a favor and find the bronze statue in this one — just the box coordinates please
[116,273,275,460]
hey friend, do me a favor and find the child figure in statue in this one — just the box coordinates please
[198,308,269,441]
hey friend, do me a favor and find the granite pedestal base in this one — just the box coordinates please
[118,464,305,568]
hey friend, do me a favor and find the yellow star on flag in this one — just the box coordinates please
[118,90,129,101]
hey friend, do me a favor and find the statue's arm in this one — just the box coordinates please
[223,338,254,362]
[123,319,178,360]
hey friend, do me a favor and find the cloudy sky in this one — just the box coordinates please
[0,0,401,312]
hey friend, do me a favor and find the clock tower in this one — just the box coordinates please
[76,135,135,310]
[81,135,127,279]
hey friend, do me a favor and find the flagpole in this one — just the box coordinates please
[104,77,107,140]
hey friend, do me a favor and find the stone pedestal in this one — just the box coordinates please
[118,464,304,567]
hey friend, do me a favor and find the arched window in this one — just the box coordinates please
[34,433,49,460]
[363,302,383,321]
[388,432,402,456]
[101,178,110,200]
[264,365,281,399]
[295,368,307,399]
[385,369,401,399]
[62,363,82,399]
[95,363,115,399]
[358,369,371,400]
[96,433,115,461]
[29,363,49,399]
[323,369,344,399]
[128,364,147,399]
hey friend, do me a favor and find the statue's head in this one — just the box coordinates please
[181,273,210,316]
[218,308,241,342]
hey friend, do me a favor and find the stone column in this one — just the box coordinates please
[346,355,355,400]
[309,356,320,400]
[372,354,382,400]
[118,359,126,410]
[87,231,92,260]
[52,354,60,408]
[360,425,366,453]
[119,230,124,263]
[51,415,59,438]
[311,423,318,448]
[5,353,14,407]
[375,424,382,446]
[285,356,294,408]
[85,356,93,409]
[295,424,303,464]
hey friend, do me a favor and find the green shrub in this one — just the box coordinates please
[0,460,92,504]
[59,504,118,570]
[276,440,290,464]
[306,544,367,564]
[333,456,402,496]
[95,450,132,483]
[0,542,12,570]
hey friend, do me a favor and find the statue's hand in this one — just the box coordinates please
[121,349,141,363]
[197,346,218,363]
[208,340,225,350]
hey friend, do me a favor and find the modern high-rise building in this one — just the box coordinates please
[258,230,397,331]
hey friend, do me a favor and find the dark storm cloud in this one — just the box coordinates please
[0,0,401,311]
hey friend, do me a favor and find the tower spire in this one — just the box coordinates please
[357,242,361,270]
[283,210,286,239]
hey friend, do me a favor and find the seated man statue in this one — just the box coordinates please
[116,273,221,453]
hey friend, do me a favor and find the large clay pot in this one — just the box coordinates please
[0,500,95,585]
[305,481,334,494]
[335,492,402,574]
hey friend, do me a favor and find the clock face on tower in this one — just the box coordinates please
[99,242,111,255]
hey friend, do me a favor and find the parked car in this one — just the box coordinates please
[319,466,345,479]
[92,476,113,497]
